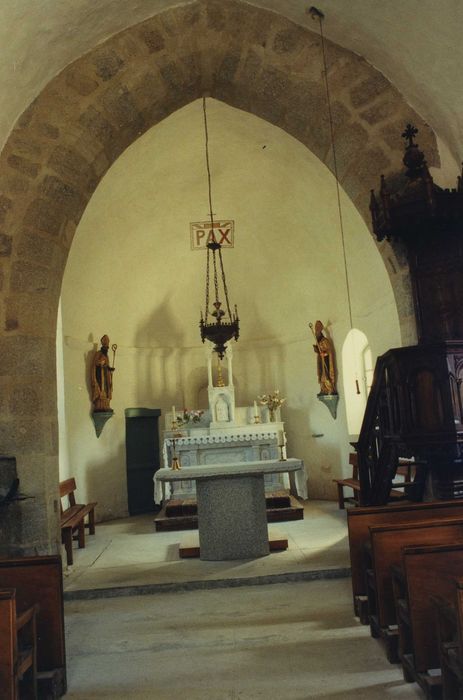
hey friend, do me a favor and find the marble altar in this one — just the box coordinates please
[155,459,304,560]
[155,346,308,504]
[159,417,293,499]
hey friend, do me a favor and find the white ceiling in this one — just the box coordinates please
[1,0,461,168]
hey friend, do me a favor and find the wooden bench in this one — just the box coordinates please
[347,498,463,622]
[0,588,38,700]
[392,542,463,699]
[333,453,361,509]
[334,455,416,510]
[60,477,97,566]
[365,517,463,662]
[0,556,66,698]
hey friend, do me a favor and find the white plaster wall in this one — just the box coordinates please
[59,99,401,519]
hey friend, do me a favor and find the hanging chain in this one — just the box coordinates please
[202,96,220,308]
[218,246,233,319]
[203,96,215,231]
[212,246,219,303]
[204,246,210,322]
[312,10,354,333]
[311,7,360,389]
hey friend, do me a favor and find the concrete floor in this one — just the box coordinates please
[62,500,423,698]
[64,578,423,699]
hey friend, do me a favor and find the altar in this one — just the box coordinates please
[155,458,304,560]
[155,346,308,504]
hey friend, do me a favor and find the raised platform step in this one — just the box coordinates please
[178,530,289,558]
[154,491,304,532]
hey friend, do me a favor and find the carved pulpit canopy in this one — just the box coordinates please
[370,124,463,244]
[370,125,463,343]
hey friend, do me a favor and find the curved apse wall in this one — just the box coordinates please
[58,99,401,518]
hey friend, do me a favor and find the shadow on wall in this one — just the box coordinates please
[306,439,341,500]
[85,335,97,411]
[85,438,129,522]
[232,318,287,406]
[134,294,186,403]
[183,360,216,411]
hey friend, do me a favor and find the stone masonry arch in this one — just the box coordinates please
[0,0,438,554]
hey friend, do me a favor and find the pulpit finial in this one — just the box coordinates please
[402,123,418,148]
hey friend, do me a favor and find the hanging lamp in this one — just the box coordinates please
[199,97,239,359]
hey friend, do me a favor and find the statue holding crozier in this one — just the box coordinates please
[309,321,337,396]
[91,335,117,411]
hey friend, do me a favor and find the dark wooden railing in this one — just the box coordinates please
[356,342,463,505]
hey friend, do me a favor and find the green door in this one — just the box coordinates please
[125,408,161,515]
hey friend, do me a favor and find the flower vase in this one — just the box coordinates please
[269,408,276,422]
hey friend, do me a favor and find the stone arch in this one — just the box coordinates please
[0,0,438,553]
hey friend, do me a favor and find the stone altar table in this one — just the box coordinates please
[155,458,303,561]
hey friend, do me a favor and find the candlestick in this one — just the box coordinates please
[253,400,261,424]
[170,455,181,470]
[170,438,181,470]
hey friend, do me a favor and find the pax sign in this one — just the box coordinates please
[190,220,234,250]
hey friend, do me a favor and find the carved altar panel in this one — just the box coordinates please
[159,428,285,501]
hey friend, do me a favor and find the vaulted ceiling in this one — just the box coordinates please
[1,0,461,167]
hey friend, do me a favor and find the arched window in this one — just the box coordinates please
[342,329,373,436]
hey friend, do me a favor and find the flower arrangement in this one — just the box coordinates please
[258,390,286,420]
[178,409,204,424]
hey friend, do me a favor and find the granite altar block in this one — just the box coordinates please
[155,459,304,560]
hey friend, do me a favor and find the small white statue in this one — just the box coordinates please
[215,395,229,422]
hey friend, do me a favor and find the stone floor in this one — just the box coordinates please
[62,500,424,698]
[63,500,351,597]
[65,578,423,699]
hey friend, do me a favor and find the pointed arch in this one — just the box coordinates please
[0,0,437,552]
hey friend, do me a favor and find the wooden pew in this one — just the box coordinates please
[0,588,38,700]
[347,498,463,621]
[434,579,463,699]
[60,477,97,566]
[0,556,66,698]
[365,517,463,662]
[434,594,461,699]
[393,543,463,699]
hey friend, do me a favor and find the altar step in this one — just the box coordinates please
[178,530,289,558]
[154,490,304,532]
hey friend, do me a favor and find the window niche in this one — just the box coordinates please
[342,329,373,437]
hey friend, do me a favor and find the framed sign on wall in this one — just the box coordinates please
[190,220,234,250]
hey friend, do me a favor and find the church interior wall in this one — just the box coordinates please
[0,0,452,551]
[59,100,401,519]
